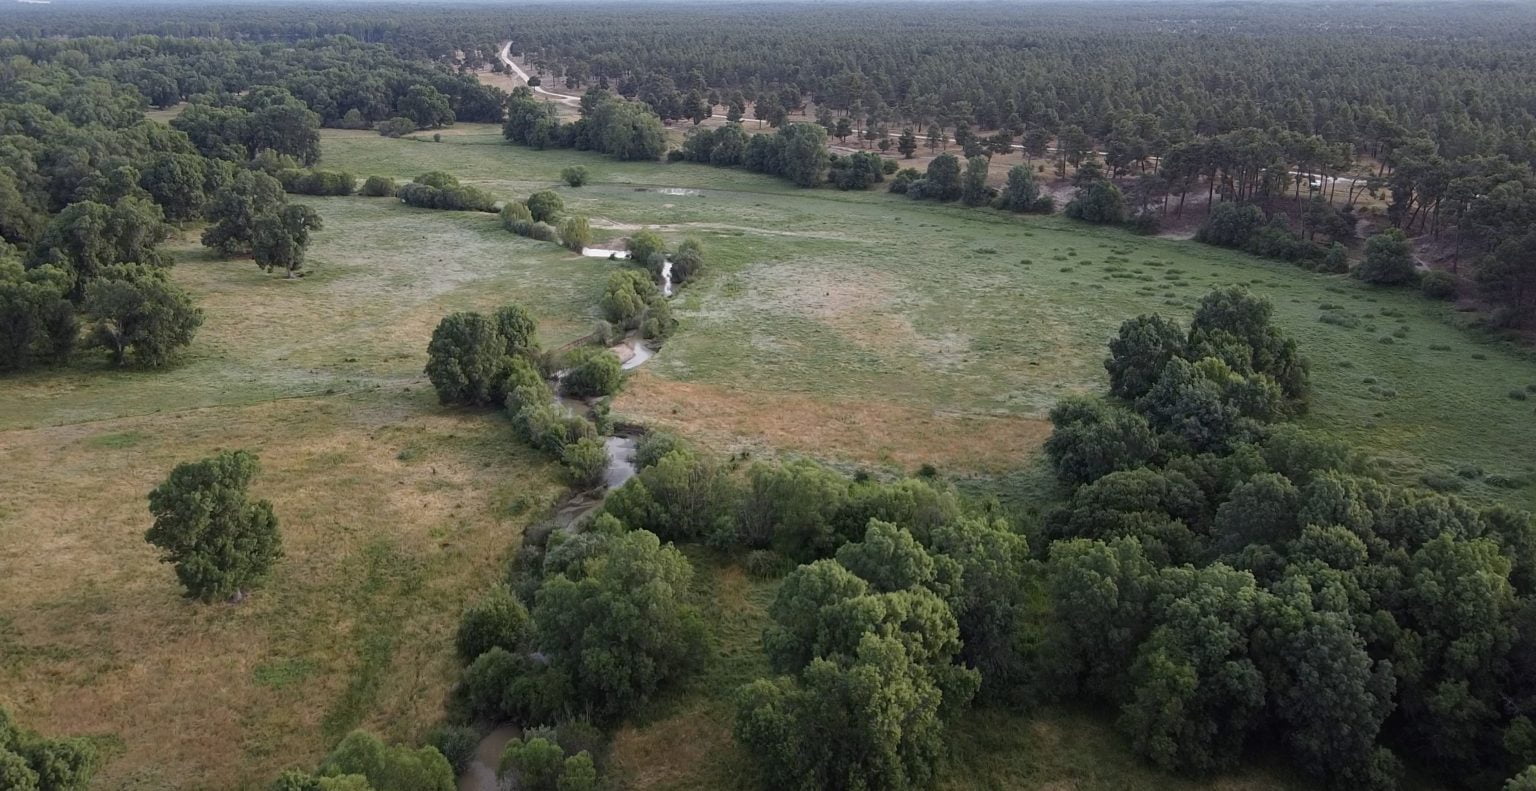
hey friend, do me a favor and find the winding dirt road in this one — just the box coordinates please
[498,42,582,106]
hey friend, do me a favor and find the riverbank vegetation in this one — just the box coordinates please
[6,3,1536,790]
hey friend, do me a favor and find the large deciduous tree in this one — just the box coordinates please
[425,311,511,406]
[83,266,203,367]
[531,529,707,720]
[145,450,281,602]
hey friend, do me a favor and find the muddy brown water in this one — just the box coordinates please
[457,725,518,791]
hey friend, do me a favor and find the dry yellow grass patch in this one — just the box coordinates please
[607,701,740,789]
[613,372,1049,473]
[0,392,562,790]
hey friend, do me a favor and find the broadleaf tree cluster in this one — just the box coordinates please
[1037,286,1536,789]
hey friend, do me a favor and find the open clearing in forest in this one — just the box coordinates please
[327,125,1536,511]
[3,124,1528,790]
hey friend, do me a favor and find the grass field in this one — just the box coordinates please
[3,122,1530,790]
[327,125,1536,511]
[0,196,603,789]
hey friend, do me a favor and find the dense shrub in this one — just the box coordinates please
[455,585,529,662]
[399,173,497,212]
[427,726,480,775]
[530,529,708,721]
[561,436,611,488]
[558,216,591,251]
[377,117,418,138]
[1357,229,1417,285]
[601,269,659,329]
[1421,269,1458,300]
[560,166,590,187]
[276,168,355,196]
[561,346,622,398]
[361,175,397,197]
[528,221,559,243]
[1064,180,1126,224]
[526,190,564,222]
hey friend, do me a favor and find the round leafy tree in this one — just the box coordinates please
[145,450,281,602]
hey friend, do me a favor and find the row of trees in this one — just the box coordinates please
[890,153,1053,215]
[398,171,496,213]
[502,87,665,162]
[0,32,506,131]
[674,122,830,187]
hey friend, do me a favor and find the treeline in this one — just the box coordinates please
[502,86,665,162]
[1037,287,1536,789]
[0,33,505,131]
[16,1,1536,169]
[1,54,347,371]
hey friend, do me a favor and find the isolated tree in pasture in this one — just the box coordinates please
[145,450,281,602]
[560,166,589,187]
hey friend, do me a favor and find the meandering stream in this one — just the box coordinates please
[581,247,673,297]
[457,230,680,791]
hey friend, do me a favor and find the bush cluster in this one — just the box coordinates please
[399,171,497,212]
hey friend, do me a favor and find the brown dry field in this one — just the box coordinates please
[614,374,1050,474]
